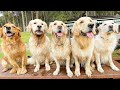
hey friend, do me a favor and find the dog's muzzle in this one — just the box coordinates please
[55,30,63,37]
[5,29,15,38]
[35,30,43,35]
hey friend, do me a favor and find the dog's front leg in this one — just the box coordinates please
[74,56,80,77]
[34,59,40,72]
[8,56,21,74]
[66,56,73,77]
[53,57,60,76]
[20,54,27,74]
[45,57,50,71]
[85,56,92,77]
[108,53,119,71]
[95,53,104,73]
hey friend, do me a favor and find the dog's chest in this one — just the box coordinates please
[95,37,117,53]
[29,43,48,55]
[51,45,70,60]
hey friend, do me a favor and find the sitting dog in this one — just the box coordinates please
[0,23,27,75]
[48,20,73,77]
[27,19,51,72]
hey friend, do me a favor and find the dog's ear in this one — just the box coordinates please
[43,22,48,33]
[71,22,79,36]
[47,22,53,35]
[113,23,119,34]
[16,27,21,37]
[92,20,97,35]
[63,23,68,35]
[0,27,3,38]
[95,28,99,35]
[27,20,33,33]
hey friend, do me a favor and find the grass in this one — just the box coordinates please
[0,32,120,59]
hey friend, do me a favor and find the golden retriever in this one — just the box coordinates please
[93,20,119,73]
[0,23,27,75]
[71,17,96,77]
[27,19,51,72]
[48,20,73,77]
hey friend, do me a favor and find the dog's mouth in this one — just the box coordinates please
[35,30,43,35]
[5,31,15,38]
[108,29,113,32]
[81,30,94,38]
[55,31,63,37]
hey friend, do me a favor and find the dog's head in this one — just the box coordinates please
[0,23,21,39]
[27,19,47,36]
[48,20,68,38]
[71,17,96,38]
[97,20,119,35]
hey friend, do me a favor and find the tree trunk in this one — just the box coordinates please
[21,11,25,32]
[31,11,34,20]
[25,11,28,27]
[36,11,39,19]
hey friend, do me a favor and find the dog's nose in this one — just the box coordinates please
[37,25,42,29]
[88,24,94,28]
[58,26,62,29]
[109,25,113,29]
[6,27,11,30]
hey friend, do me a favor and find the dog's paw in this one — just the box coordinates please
[67,71,73,77]
[45,65,50,71]
[111,65,119,71]
[17,68,21,75]
[75,70,80,77]
[53,70,59,76]
[2,68,9,72]
[98,67,104,73]
[10,68,17,74]
[34,67,39,72]
[86,69,92,77]
[20,68,27,74]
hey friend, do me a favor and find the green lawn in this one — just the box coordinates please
[0,32,120,59]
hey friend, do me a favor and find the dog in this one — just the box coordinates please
[27,19,51,72]
[93,20,120,73]
[0,23,27,75]
[71,17,96,77]
[48,20,73,77]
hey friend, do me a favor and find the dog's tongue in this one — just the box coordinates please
[57,33,63,37]
[7,33,13,37]
[87,32,94,38]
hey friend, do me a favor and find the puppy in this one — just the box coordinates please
[71,17,96,77]
[93,20,120,73]
[0,23,27,75]
[27,19,51,72]
[48,20,73,77]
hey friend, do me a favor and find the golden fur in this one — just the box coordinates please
[71,17,96,77]
[27,19,51,72]
[0,23,27,75]
[48,20,73,77]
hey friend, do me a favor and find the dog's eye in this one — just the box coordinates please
[90,20,92,22]
[54,23,56,25]
[34,22,36,24]
[4,26,6,27]
[61,23,63,25]
[80,21,84,23]
[112,23,114,24]
[104,24,106,26]
[41,23,43,25]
